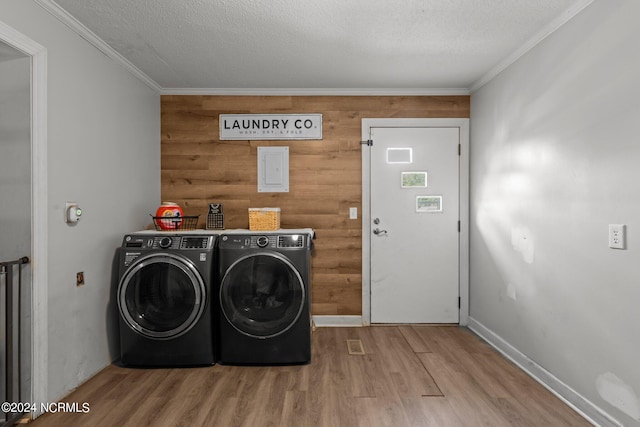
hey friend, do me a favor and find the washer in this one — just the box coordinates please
[217,231,313,365]
[117,231,217,366]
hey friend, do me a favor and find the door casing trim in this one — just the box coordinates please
[361,118,469,326]
[0,19,48,417]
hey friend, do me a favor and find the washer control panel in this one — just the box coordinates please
[158,236,173,249]
[180,237,213,249]
[122,235,214,250]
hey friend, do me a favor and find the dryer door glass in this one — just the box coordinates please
[119,254,205,339]
[220,253,305,338]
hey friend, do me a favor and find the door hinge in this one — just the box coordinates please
[360,139,373,146]
[457,220,461,232]
[458,144,461,156]
[458,297,461,309]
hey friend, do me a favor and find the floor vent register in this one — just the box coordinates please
[346,339,365,355]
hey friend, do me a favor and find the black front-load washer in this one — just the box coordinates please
[217,231,313,365]
[117,231,217,366]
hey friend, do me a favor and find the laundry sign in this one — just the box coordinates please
[219,114,322,140]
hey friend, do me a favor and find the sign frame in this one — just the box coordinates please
[219,114,323,140]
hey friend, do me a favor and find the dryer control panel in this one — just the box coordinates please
[277,234,304,248]
[220,234,307,249]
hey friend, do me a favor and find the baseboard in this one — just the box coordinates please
[467,317,622,427]
[312,315,363,327]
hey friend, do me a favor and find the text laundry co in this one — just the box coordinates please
[222,119,315,130]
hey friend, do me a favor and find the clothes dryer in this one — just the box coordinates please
[117,231,217,366]
[217,231,313,365]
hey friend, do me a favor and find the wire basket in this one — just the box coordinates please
[151,215,199,231]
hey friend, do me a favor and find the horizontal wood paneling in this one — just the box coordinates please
[161,95,469,315]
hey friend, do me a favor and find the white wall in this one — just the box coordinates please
[1,0,160,403]
[470,0,640,425]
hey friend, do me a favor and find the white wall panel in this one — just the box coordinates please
[1,0,160,405]
[470,1,640,425]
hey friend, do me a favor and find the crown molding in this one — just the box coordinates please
[160,87,470,96]
[469,0,595,93]
[34,0,162,93]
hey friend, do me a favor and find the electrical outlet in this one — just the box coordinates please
[608,224,626,249]
[76,271,85,286]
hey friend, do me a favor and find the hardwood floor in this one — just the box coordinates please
[29,326,590,427]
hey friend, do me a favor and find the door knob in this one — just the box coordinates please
[373,228,387,235]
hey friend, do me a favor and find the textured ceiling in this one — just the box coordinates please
[49,0,589,91]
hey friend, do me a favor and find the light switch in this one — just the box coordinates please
[349,207,358,219]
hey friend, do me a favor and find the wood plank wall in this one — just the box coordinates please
[161,96,470,316]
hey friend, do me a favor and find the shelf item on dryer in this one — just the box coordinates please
[248,207,281,231]
[154,202,184,230]
[206,203,225,230]
[151,214,199,231]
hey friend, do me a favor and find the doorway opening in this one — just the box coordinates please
[0,40,30,426]
[0,20,48,422]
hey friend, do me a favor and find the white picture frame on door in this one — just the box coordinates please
[416,195,442,212]
[401,172,427,188]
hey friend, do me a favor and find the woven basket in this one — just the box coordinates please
[248,208,281,231]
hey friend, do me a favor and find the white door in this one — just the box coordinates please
[369,127,460,323]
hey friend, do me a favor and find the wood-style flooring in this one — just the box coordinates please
[29,326,590,427]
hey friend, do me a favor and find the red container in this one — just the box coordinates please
[155,202,184,230]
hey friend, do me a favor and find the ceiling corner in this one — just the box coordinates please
[469,0,595,93]
[33,0,162,93]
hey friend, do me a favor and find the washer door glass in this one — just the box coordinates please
[220,253,305,338]
[118,253,205,339]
